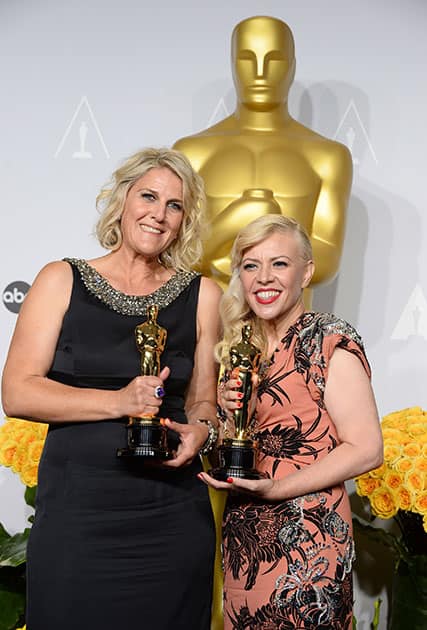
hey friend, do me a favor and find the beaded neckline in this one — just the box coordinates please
[64,257,199,316]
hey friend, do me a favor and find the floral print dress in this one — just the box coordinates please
[222,312,370,630]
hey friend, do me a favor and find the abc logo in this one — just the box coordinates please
[2,281,31,314]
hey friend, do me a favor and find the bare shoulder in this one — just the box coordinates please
[199,276,223,302]
[196,277,222,338]
[32,260,73,290]
[22,261,74,315]
[329,346,366,371]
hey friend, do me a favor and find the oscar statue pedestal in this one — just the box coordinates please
[210,437,267,480]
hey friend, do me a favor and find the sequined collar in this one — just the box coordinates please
[64,257,199,316]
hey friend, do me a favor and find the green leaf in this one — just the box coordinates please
[0,524,11,545]
[0,566,26,630]
[371,598,382,630]
[24,486,36,509]
[0,529,30,568]
[352,516,408,562]
[390,557,427,629]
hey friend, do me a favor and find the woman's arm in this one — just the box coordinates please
[2,262,168,423]
[163,276,222,467]
[199,348,383,498]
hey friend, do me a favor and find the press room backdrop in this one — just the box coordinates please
[1,0,426,626]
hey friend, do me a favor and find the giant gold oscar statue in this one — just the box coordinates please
[174,15,352,307]
[175,17,353,629]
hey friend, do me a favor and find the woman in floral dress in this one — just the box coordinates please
[199,215,383,629]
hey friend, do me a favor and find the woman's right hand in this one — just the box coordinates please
[116,366,170,418]
[218,370,244,421]
[218,369,259,434]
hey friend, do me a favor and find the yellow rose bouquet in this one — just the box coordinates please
[355,407,427,629]
[0,418,48,488]
[0,418,48,630]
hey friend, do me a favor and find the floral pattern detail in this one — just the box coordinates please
[222,312,369,629]
[256,410,328,477]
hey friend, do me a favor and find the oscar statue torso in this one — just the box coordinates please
[174,16,352,303]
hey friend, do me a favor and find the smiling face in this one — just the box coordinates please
[119,167,184,260]
[240,230,314,330]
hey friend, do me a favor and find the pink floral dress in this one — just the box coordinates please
[222,312,371,629]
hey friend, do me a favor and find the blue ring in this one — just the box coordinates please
[154,385,165,399]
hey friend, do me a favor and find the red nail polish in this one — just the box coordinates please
[236,380,242,387]
[226,477,234,484]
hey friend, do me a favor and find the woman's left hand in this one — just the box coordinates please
[161,418,210,468]
[197,471,278,500]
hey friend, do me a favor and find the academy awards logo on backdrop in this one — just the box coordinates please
[207,96,231,127]
[2,281,31,314]
[334,99,378,168]
[391,284,427,341]
[54,96,110,159]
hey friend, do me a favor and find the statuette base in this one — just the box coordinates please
[117,417,171,460]
[209,438,267,480]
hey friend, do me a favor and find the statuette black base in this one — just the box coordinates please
[209,438,267,480]
[117,417,171,460]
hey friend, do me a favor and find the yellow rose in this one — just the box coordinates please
[403,442,422,458]
[382,428,402,444]
[383,470,403,491]
[396,486,414,511]
[0,417,48,485]
[0,439,18,467]
[370,486,399,520]
[383,443,402,465]
[11,445,28,474]
[27,441,45,465]
[20,463,39,488]
[370,463,387,479]
[408,422,427,439]
[382,416,404,429]
[355,475,381,497]
[395,457,414,474]
[414,456,427,474]
[383,408,413,423]
[405,470,424,493]
[413,492,427,515]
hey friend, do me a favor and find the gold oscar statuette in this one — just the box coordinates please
[117,304,171,459]
[210,324,267,480]
[174,15,352,307]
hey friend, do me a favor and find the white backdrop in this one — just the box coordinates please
[1,1,426,627]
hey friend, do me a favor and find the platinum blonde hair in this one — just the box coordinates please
[216,214,313,366]
[95,147,207,271]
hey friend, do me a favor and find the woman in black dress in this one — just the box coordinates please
[2,148,222,630]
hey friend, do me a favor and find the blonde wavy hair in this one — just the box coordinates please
[216,214,313,366]
[95,147,207,271]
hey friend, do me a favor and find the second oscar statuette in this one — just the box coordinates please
[117,304,171,460]
[210,323,267,480]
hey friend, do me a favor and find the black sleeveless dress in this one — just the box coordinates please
[26,259,215,630]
